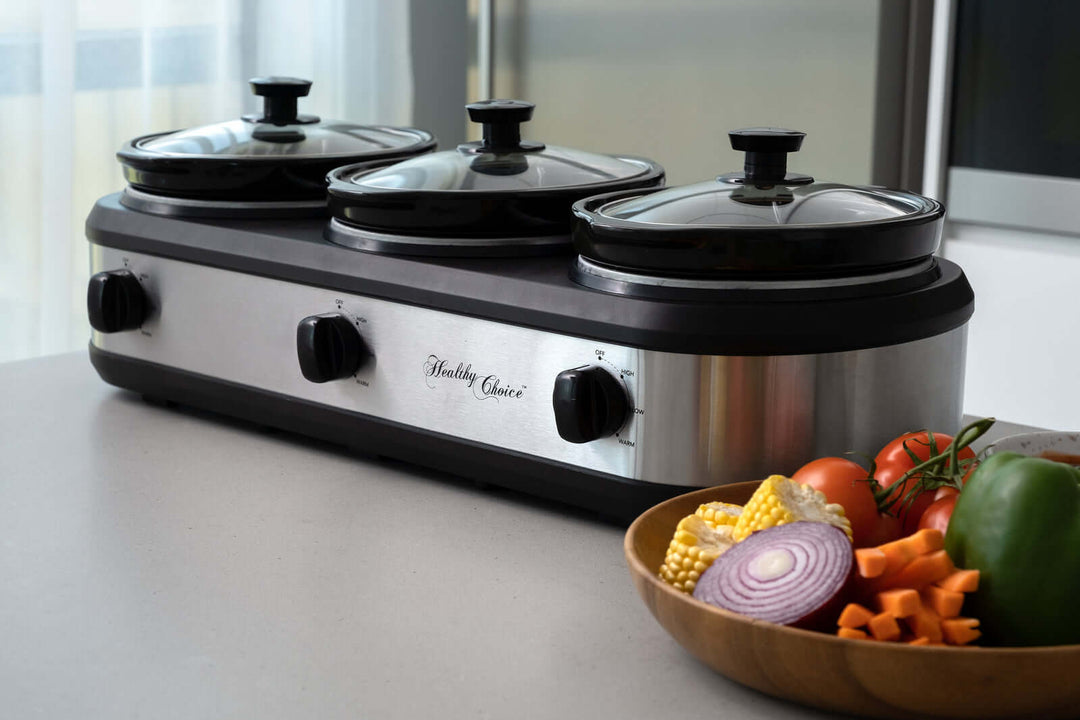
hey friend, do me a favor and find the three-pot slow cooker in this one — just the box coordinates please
[86,102,973,521]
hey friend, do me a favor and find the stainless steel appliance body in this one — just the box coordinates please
[86,195,971,519]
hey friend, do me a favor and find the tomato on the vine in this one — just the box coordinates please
[790,457,882,548]
[863,512,903,546]
[874,431,977,534]
[917,492,959,535]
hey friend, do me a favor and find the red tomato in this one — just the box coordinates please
[791,457,881,548]
[933,486,960,502]
[917,492,959,535]
[863,512,903,547]
[874,432,976,534]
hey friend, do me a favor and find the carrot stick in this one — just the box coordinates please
[838,627,868,640]
[874,529,944,575]
[874,588,920,618]
[935,568,980,593]
[855,548,887,578]
[942,617,981,646]
[921,585,964,618]
[907,636,932,646]
[872,550,956,592]
[837,603,876,629]
[875,537,920,576]
[904,528,945,555]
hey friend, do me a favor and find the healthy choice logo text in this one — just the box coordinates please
[423,355,526,401]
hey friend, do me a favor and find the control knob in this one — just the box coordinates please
[87,269,148,333]
[296,313,369,383]
[552,365,629,443]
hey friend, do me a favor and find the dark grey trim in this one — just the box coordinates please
[872,0,935,192]
[86,194,974,356]
[409,0,468,146]
[89,344,686,524]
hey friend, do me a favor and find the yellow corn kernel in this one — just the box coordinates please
[659,514,735,593]
[731,475,852,542]
[695,501,742,530]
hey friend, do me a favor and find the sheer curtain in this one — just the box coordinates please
[0,0,413,363]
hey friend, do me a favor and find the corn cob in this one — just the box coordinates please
[695,501,742,530]
[659,514,736,593]
[732,474,853,542]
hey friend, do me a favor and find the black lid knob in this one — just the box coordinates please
[728,128,808,185]
[246,77,319,126]
[465,99,544,153]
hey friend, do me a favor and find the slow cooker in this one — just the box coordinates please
[86,106,972,521]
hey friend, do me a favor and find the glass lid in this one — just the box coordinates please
[339,100,653,192]
[571,128,945,276]
[129,77,434,160]
[116,77,436,206]
[325,100,665,248]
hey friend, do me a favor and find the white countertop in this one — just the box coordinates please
[0,353,1030,719]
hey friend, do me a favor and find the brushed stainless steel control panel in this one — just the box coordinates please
[89,245,967,487]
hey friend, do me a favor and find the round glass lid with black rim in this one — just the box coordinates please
[325,99,665,255]
[117,77,436,217]
[570,128,945,278]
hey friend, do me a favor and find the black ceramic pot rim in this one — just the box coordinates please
[570,186,946,275]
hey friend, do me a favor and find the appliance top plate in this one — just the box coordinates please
[86,193,973,357]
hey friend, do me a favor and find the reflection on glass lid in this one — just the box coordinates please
[133,77,431,159]
[598,180,934,227]
[344,144,654,192]
[137,120,430,158]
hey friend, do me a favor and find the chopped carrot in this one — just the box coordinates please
[906,605,944,644]
[941,617,981,646]
[921,585,964,618]
[904,528,945,555]
[935,568,980,594]
[855,548,887,578]
[875,528,944,575]
[867,612,901,642]
[837,603,876,629]
[846,531,981,645]
[876,537,920,576]
[874,549,956,592]
[874,588,920,618]
[838,627,868,640]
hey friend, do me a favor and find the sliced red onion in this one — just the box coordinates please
[692,522,853,629]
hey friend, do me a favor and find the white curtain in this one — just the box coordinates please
[0,0,413,363]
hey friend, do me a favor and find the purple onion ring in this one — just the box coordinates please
[692,522,853,628]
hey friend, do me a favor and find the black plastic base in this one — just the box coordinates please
[89,344,695,525]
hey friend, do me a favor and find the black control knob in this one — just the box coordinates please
[87,269,148,333]
[296,313,368,383]
[552,365,629,443]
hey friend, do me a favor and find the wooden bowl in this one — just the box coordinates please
[625,482,1080,719]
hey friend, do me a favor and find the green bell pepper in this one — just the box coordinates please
[945,451,1080,647]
